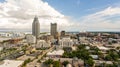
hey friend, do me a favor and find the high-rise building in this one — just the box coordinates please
[51,23,57,37]
[32,16,40,38]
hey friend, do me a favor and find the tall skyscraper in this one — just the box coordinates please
[51,23,57,37]
[32,16,40,38]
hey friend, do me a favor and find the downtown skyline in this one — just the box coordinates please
[0,0,120,32]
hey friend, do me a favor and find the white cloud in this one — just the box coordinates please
[0,0,120,32]
[81,7,120,31]
[0,0,79,32]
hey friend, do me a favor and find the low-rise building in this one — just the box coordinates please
[51,57,84,67]
[59,38,74,48]
[0,38,11,42]
[90,55,99,60]
[26,35,36,44]
[73,39,79,45]
[0,32,25,38]
[0,47,3,51]
[66,64,72,67]
[97,46,109,52]
[35,40,51,49]
[0,60,23,67]
[46,49,64,58]
[94,60,113,66]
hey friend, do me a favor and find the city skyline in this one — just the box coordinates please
[0,1,120,66]
[0,0,120,32]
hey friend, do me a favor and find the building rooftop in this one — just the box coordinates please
[0,60,23,67]
[47,49,64,56]
[0,38,11,42]
[94,60,113,65]
[90,55,99,59]
[97,46,109,50]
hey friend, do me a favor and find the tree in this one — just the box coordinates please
[62,45,92,60]
[99,53,104,59]
[62,61,69,67]
[85,58,94,66]
[37,59,41,63]
[116,47,120,50]
[105,50,119,61]
[44,59,54,65]
[77,44,85,50]
[63,47,72,52]
[105,54,112,61]
[21,58,31,67]
[113,62,118,67]
[112,40,117,43]
[53,61,61,67]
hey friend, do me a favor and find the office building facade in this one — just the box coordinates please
[32,16,40,38]
[51,23,57,37]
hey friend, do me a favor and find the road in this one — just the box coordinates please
[26,46,55,67]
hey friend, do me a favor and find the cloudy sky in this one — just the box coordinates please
[0,0,120,32]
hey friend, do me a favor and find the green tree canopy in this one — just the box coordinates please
[62,61,69,66]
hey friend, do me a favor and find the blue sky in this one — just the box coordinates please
[0,0,120,32]
[43,0,120,31]
[44,0,120,18]
[0,0,4,2]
